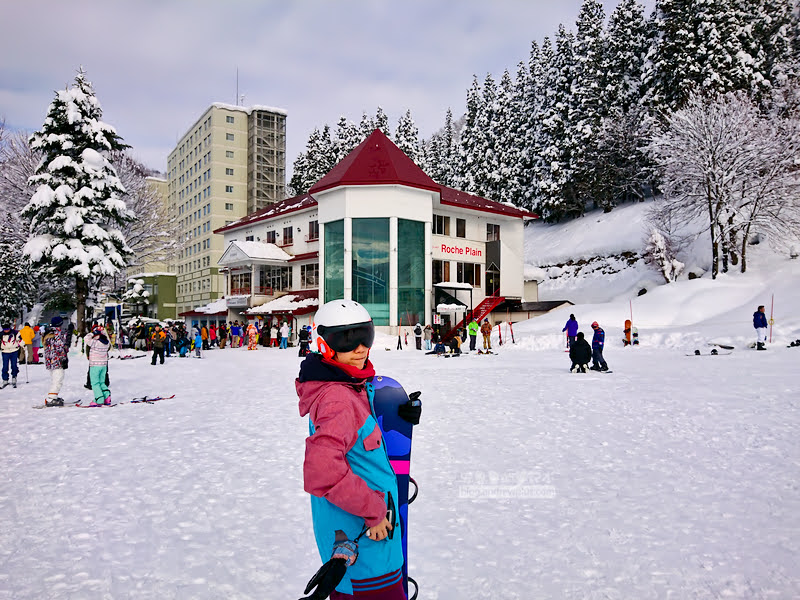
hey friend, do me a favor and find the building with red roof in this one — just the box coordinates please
[213,129,538,339]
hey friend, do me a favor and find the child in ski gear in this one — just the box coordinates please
[19,323,35,364]
[590,322,609,371]
[32,326,42,363]
[43,316,68,405]
[1,324,22,388]
[151,325,166,365]
[297,299,405,599]
[480,318,492,350]
[753,305,768,350]
[562,314,578,348]
[247,322,259,350]
[194,328,202,357]
[271,323,280,347]
[86,326,111,405]
[569,331,592,373]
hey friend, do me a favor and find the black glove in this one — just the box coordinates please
[299,557,347,600]
[398,392,422,425]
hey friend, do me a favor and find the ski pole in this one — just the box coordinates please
[769,294,774,343]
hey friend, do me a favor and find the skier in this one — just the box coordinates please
[569,331,592,373]
[32,325,42,364]
[298,325,311,357]
[480,318,493,351]
[589,321,609,371]
[201,324,209,350]
[562,314,578,349]
[297,299,405,599]
[151,324,167,365]
[218,322,228,349]
[280,321,290,349]
[194,327,203,358]
[413,323,423,350]
[271,323,280,347]
[247,321,259,350]
[19,322,35,364]
[86,325,112,406]
[753,305,768,350]
[466,317,479,352]
[423,324,433,351]
[43,316,69,406]
[1,323,22,388]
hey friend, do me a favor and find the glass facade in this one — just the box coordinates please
[324,220,344,302]
[352,218,390,325]
[397,219,425,325]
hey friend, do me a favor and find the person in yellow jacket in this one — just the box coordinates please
[19,323,35,364]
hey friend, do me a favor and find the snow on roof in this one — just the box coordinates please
[211,102,288,116]
[247,293,319,315]
[193,298,228,314]
[434,281,475,290]
[214,194,317,234]
[439,185,538,220]
[229,240,293,261]
[127,272,176,281]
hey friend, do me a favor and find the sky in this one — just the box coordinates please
[0,0,655,176]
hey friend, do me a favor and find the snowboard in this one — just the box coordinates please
[708,343,735,350]
[687,350,732,356]
[371,375,420,600]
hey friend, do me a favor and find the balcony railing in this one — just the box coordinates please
[305,233,319,243]
[277,239,294,248]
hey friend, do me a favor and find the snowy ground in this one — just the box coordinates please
[2,309,799,599]
[3,202,799,599]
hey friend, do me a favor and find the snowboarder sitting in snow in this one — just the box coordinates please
[297,299,410,599]
[569,331,592,373]
[448,334,462,356]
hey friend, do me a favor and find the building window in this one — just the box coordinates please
[487,223,500,241]
[432,259,450,285]
[281,226,293,246]
[226,150,234,158]
[398,219,425,325]
[226,168,234,175]
[261,265,292,292]
[231,272,251,295]
[265,230,276,244]
[226,115,234,123]
[456,218,466,238]
[307,220,319,241]
[301,263,319,288]
[245,235,254,241]
[456,262,481,287]
[433,214,450,236]
[225,203,234,211]
[226,133,234,141]
[225,185,233,193]
[324,220,344,302]
[352,218,389,326]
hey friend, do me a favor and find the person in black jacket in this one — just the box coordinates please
[569,331,592,373]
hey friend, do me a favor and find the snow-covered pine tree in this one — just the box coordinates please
[570,0,610,211]
[439,108,458,187]
[288,151,310,196]
[493,69,524,206]
[374,107,390,138]
[458,76,484,193]
[394,110,420,162]
[359,111,376,140]
[334,116,362,162]
[534,27,578,221]
[604,0,648,114]
[22,68,133,335]
[0,213,36,325]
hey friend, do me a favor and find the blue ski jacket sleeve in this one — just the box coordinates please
[753,311,768,329]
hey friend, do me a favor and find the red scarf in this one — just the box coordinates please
[321,356,376,380]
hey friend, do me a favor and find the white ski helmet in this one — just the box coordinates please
[312,299,375,359]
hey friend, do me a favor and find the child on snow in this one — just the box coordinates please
[296,299,407,599]
[86,325,112,405]
[569,331,592,373]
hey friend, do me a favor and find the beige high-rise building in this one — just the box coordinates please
[167,103,287,314]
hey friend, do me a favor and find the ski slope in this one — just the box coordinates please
[2,203,800,598]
